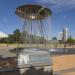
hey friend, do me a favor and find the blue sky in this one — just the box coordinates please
[0,0,75,39]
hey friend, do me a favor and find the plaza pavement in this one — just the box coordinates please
[52,55,75,75]
[0,47,17,57]
[0,47,75,75]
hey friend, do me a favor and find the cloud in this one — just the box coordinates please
[35,0,75,11]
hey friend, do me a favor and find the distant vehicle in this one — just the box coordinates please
[17,48,53,75]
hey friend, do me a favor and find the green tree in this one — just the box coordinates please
[0,38,7,43]
[13,29,21,43]
[52,37,57,41]
[67,36,75,45]
[7,34,14,43]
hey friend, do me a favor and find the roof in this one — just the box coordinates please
[0,32,8,38]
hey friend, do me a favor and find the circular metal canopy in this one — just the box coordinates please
[15,5,52,20]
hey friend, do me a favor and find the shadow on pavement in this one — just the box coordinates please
[0,66,53,75]
[22,66,53,75]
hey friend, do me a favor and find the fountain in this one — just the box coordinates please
[15,4,53,75]
[15,4,52,48]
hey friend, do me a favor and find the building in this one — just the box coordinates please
[58,32,63,40]
[63,27,68,42]
[58,27,68,42]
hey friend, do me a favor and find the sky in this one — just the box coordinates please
[0,0,75,39]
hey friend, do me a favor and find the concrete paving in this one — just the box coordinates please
[52,55,75,75]
[0,47,17,57]
[0,47,75,75]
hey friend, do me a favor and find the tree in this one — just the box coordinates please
[52,37,57,41]
[6,34,14,44]
[0,38,7,43]
[13,29,21,43]
[4,29,21,44]
[67,36,75,46]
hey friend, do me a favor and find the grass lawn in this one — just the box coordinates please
[0,43,75,48]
